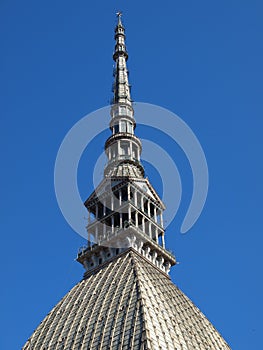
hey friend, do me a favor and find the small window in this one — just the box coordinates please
[120,142,129,156]
[120,121,127,132]
[120,106,125,114]
[112,143,118,158]
[114,124,119,133]
[127,122,133,134]
[132,145,136,158]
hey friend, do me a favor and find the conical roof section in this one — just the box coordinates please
[23,249,230,350]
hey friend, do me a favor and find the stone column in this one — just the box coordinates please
[134,190,138,207]
[160,212,164,227]
[149,222,152,239]
[127,183,131,201]
[120,213,123,228]
[103,200,106,216]
[142,216,145,232]
[141,196,144,212]
[95,225,99,244]
[155,227,158,243]
[154,207,157,222]
[119,189,122,206]
[147,201,150,217]
[117,140,121,158]
[111,216,114,233]
[88,232,91,247]
[161,232,165,248]
[111,196,114,211]
[128,205,131,222]
[130,141,132,158]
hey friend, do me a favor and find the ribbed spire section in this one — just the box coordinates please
[112,12,132,106]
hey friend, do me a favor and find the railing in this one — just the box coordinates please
[105,156,139,167]
[78,222,175,261]
[111,107,133,118]
[77,243,98,257]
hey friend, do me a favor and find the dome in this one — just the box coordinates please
[23,249,230,350]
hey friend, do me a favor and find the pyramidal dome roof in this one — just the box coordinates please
[23,249,230,350]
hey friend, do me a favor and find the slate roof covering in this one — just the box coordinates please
[23,249,230,350]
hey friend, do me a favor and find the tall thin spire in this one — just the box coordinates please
[112,12,132,106]
[104,13,144,178]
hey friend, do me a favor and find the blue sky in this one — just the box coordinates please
[1,1,263,349]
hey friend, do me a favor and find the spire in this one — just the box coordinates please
[80,14,175,276]
[112,12,132,106]
[104,12,144,178]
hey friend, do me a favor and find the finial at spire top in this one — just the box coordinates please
[116,11,123,25]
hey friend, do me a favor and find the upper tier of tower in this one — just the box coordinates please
[78,13,176,275]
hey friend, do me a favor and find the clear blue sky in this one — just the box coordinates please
[1,1,262,349]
